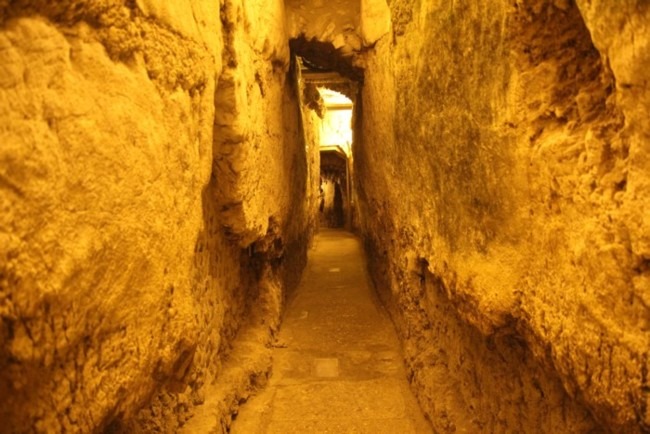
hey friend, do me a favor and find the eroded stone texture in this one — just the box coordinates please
[0,0,319,432]
[355,0,649,432]
[285,0,390,80]
[285,0,362,57]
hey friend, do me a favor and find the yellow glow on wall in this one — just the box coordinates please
[321,109,352,153]
[318,88,353,155]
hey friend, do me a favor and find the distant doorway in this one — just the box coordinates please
[319,149,348,229]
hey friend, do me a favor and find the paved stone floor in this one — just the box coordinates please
[231,229,432,433]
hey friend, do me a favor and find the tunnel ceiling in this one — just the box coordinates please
[299,57,358,103]
[321,148,348,173]
[318,88,352,109]
[286,0,392,100]
[292,37,364,82]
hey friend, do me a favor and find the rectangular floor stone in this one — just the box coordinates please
[314,358,340,378]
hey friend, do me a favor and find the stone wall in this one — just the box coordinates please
[355,0,650,432]
[0,0,318,432]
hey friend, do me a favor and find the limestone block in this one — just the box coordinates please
[360,0,391,46]
[135,0,202,41]
[135,0,223,64]
[243,0,289,62]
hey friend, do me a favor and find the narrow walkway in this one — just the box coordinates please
[231,230,431,433]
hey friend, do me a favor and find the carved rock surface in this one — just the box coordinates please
[354,0,650,432]
[0,1,319,432]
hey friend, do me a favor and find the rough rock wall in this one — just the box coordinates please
[0,0,318,432]
[355,0,649,432]
[301,107,322,237]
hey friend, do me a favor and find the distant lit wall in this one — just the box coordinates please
[320,109,353,155]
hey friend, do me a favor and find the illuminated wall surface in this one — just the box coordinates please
[319,88,353,154]
[2,0,650,432]
[320,109,353,153]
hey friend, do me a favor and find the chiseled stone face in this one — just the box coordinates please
[354,0,650,432]
[0,1,320,432]
[360,0,391,46]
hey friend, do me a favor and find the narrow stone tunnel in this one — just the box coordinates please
[1,0,650,433]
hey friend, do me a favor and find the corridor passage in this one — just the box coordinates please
[231,230,431,433]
